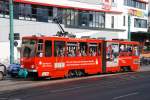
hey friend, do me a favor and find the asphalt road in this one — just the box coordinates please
[0,71,150,100]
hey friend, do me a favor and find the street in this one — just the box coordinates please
[0,70,150,100]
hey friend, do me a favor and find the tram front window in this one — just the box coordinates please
[21,39,36,58]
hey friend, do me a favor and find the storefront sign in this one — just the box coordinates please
[137,0,148,3]
[102,0,112,10]
[128,9,148,17]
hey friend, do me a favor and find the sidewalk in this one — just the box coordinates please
[140,65,150,72]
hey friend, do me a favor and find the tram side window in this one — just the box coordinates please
[37,39,44,57]
[112,44,119,58]
[67,42,77,57]
[79,42,88,56]
[45,40,52,57]
[54,41,65,57]
[133,45,140,56]
[89,43,98,56]
[127,45,133,56]
[119,44,132,56]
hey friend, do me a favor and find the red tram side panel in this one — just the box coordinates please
[20,36,140,78]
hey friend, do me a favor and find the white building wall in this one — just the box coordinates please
[105,13,112,29]
[0,17,121,42]
[0,41,20,65]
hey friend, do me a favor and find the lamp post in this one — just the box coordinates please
[128,14,131,41]
[9,0,14,64]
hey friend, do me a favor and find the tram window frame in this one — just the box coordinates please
[111,43,119,58]
[37,39,44,57]
[67,42,77,57]
[98,43,102,56]
[89,43,98,56]
[54,41,66,57]
[79,42,88,56]
[45,40,52,57]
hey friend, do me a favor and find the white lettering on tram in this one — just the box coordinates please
[42,72,49,76]
[54,62,65,69]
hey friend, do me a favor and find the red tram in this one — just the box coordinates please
[20,36,140,78]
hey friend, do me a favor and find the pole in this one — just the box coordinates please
[128,14,131,41]
[9,0,14,64]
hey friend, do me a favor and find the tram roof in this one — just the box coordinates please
[22,35,139,45]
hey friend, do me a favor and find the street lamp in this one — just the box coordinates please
[9,0,14,64]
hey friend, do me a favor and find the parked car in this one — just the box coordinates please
[0,63,7,80]
[7,63,21,77]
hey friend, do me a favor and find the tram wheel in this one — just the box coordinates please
[121,66,131,72]
[67,70,85,78]
[68,70,75,78]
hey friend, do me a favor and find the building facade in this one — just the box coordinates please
[148,0,150,32]
[0,0,149,64]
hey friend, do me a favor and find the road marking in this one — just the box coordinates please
[113,92,139,100]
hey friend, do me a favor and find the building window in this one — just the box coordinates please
[14,3,19,19]
[124,0,146,10]
[37,7,48,22]
[1,1,106,27]
[124,0,127,6]
[78,11,89,27]
[57,8,65,24]
[111,16,114,28]
[134,18,147,28]
[123,16,125,26]
[48,7,53,20]
[32,5,37,20]
[19,4,32,20]
[0,1,9,17]
[65,9,105,29]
